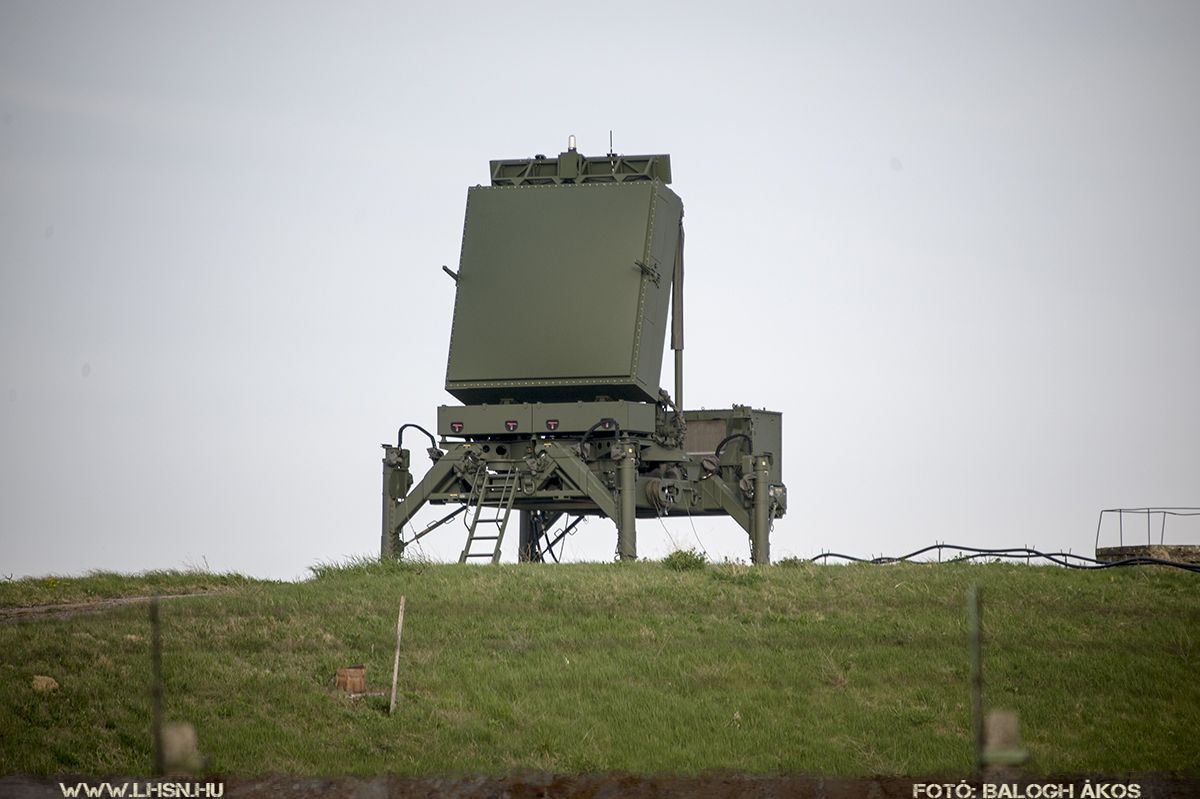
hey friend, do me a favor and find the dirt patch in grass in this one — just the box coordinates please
[0,593,215,624]
[0,570,256,609]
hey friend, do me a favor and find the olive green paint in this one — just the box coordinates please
[445,181,683,404]
[382,146,786,565]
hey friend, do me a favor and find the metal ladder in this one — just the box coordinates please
[459,466,518,564]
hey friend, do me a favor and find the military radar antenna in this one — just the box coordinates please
[381,140,787,564]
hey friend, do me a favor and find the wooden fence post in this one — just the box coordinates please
[389,596,407,715]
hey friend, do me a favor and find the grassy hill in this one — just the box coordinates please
[1,558,1197,776]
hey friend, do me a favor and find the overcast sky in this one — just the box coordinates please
[2,1,1198,580]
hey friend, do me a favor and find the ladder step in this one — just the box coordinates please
[460,469,517,564]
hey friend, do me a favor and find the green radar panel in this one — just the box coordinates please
[445,152,682,404]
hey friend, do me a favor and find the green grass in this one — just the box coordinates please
[1,559,1197,776]
[0,569,255,608]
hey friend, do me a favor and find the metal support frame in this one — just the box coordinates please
[751,455,771,566]
[520,510,576,562]
[616,438,638,560]
[490,151,672,186]
[537,516,585,563]
[671,223,685,413]
[381,431,785,565]
[517,511,538,563]
[381,445,458,558]
[382,439,633,562]
[1094,507,1200,549]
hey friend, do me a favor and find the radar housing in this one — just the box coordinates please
[381,143,786,564]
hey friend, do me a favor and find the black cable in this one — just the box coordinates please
[578,418,620,456]
[714,433,752,458]
[397,423,437,452]
[806,543,1200,574]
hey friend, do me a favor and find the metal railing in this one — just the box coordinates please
[1094,507,1200,549]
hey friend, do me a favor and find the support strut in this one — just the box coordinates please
[617,438,638,560]
[751,455,771,565]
